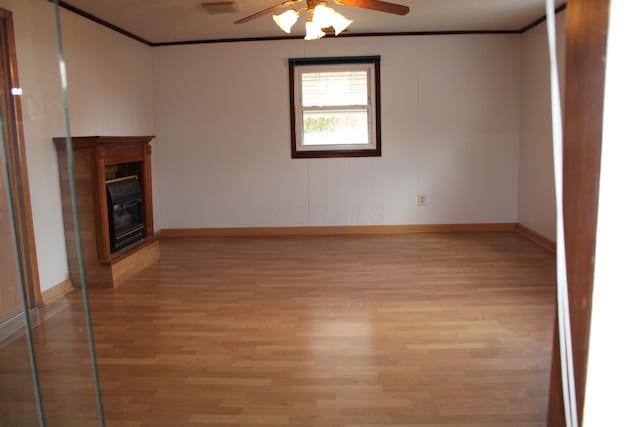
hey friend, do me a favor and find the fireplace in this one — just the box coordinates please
[106,175,145,253]
[54,135,159,288]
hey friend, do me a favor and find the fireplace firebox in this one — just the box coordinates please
[106,176,145,253]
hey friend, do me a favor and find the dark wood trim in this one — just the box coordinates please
[547,0,610,425]
[154,35,301,47]
[289,56,381,159]
[288,61,297,159]
[152,30,522,46]
[93,147,110,262]
[519,3,567,33]
[47,0,152,46]
[374,59,382,157]
[322,30,521,37]
[47,0,565,46]
[143,144,154,239]
[53,135,156,149]
[289,56,381,66]
[0,9,42,306]
[290,149,381,159]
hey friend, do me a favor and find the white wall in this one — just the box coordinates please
[518,11,566,240]
[152,35,521,229]
[1,0,154,291]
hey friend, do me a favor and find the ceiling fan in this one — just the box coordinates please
[234,0,410,40]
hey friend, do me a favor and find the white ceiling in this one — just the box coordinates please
[61,0,565,44]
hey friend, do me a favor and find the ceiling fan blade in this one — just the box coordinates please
[334,0,409,16]
[234,0,304,24]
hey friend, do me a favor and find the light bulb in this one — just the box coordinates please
[273,9,299,33]
[331,11,352,35]
[305,19,326,40]
[312,3,335,29]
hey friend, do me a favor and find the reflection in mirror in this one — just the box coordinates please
[0,1,104,426]
[4,0,570,424]
[0,7,44,426]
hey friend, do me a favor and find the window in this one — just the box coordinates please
[289,56,381,158]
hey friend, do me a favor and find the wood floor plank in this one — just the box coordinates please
[1,233,555,426]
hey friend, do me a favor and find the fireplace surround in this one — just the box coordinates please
[54,136,159,288]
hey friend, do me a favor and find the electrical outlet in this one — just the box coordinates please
[418,194,426,206]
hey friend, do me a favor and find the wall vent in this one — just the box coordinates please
[201,1,241,14]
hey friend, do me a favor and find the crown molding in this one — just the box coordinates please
[49,1,566,47]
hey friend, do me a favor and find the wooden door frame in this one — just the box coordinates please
[0,8,41,307]
[547,0,610,425]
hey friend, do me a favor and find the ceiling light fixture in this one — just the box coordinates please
[273,9,300,33]
[272,0,353,40]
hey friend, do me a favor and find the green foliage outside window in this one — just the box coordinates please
[304,117,338,133]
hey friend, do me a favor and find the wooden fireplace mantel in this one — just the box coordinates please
[54,135,159,288]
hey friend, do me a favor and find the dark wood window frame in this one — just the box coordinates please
[288,56,381,159]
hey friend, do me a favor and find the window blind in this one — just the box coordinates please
[301,71,368,107]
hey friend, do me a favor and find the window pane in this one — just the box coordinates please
[302,110,369,146]
[301,71,368,107]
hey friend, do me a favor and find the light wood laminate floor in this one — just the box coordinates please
[1,233,556,426]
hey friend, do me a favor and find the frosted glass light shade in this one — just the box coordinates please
[312,4,335,29]
[273,9,299,33]
[331,11,352,35]
[305,20,326,40]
